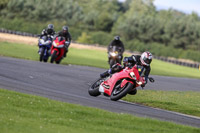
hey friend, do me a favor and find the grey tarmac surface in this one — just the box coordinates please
[0,56,200,128]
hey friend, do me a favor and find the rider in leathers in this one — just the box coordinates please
[108,36,125,63]
[57,26,72,57]
[100,51,153,88]
[40,24,55,37]
[38,24,55,52]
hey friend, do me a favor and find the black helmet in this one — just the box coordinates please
[140,51,153,66]
[47,24,54,34]
[114,36,120,41]
[62,26,68,33]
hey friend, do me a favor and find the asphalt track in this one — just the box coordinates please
[0,56,200,128]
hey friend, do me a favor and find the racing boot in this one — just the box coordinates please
[63,51,67,57]
[63,48,68,57]
[100,71,110,78]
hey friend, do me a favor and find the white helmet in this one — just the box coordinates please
[140,51,153,66]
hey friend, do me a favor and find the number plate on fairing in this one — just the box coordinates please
[99,85,104,93]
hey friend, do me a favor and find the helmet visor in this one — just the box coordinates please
[144,57,152,64]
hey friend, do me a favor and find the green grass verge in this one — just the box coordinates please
[0,89,199,133]
[123,90,200,117]
[0,41,200,78]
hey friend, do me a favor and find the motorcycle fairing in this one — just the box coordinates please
[101,67,140,96]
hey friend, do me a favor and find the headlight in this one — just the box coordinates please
[110,52,117,57]
[40,39,45,44]
[136,81,143,85]
[129,72,136,80]
[53,41,57,46]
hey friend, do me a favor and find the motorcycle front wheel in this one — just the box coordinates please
[110,82,133,101]
[39,48,45,62]
[43,58,48,62]
[50,50,57,63]
[88,78,104,97]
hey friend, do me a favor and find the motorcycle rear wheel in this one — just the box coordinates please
[50,51,57,63]
[88,78,104,96]
[110,82,133,101]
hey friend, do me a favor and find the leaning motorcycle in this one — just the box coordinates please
[38,35,53,62]
[88,65,154,101]
[108,46,123,68]
[50,36,69,64]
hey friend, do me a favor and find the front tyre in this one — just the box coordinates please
[39,48,45,62]
[88,78,104,97]
[110,82,133,101]
[56,60,61,64]
[50,50,57,63]
[43,58,48,62]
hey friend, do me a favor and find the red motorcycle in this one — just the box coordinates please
[50,36,68,64]
[88,65,154,101]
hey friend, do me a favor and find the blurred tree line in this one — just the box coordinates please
[1,0,200,62]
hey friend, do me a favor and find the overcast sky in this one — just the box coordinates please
[119,0,200,15]
[154,0,200,15]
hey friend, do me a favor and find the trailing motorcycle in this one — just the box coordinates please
[38,35,53,62]
[50,36,69,64]
[108,46,123,68]
[88,65,154,101]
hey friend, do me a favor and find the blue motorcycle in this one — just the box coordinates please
[38,35,53,62]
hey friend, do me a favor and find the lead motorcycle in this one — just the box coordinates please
[108,46,123,68]
[38,35,53,62]
[50,36,69,64]
[88,65,154,101]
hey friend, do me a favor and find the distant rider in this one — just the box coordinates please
[108,36,125,59]
[100,51,153,89]
[40,24,55,37]
[38,24,55,52]
[57,26,72,57]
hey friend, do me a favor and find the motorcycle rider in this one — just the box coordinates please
[40,24,55,37]
[100,51,153,88]
[38,24,55,53]
[57,26,72,57]
[108,36,125,62]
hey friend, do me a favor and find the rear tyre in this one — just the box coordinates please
[110,82,133,101]
[88,78,104,97]
[50,51,57,63]
[39,48,45,62]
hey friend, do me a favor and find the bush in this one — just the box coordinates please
[69,27,82,41]
[126,39,200,62]
[0,17,46,34]
[89,31,113,46]
[126,40,146,52]
[180,50,200,62]
[77,32,93,44]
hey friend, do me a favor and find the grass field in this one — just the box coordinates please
[0,41,200,79]
[123,90,200,117]
[0,89,199,133]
